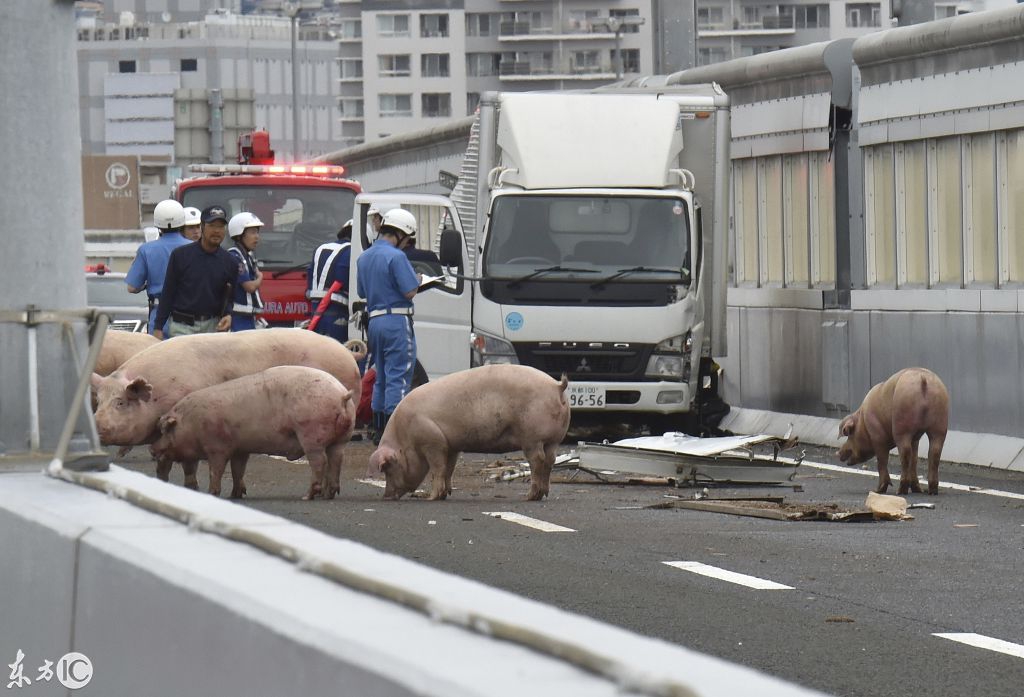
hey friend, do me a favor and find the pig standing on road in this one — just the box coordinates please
[91,328,363,489]
[150,366,355,500]
[368,364,570,501]
[838,367,949,495]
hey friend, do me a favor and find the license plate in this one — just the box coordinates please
[567,384,606,409]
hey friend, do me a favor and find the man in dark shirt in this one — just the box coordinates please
[153,205,240,339]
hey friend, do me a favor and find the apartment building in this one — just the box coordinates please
[695,0,894,65]
[339,1,655,143]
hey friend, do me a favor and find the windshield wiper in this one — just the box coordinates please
[507,265,599,288]
[270,262,309,279]
[590,266,686,290]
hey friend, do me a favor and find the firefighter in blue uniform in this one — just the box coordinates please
[227,211,265,331]
[356,208,422,442]
[125,199,192,335]
[306,218,352,342]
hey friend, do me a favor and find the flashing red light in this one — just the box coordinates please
[85,263,109,275]
[268,165,286,173]
[290,166,308,174]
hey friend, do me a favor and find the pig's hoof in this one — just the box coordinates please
[185,480,199,491]
[526,490,545,501]
[909,482,924,493]
[229,488,246,500]
[928,486,939,496]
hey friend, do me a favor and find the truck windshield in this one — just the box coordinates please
[483,195,690,281]
[180,185,356,269]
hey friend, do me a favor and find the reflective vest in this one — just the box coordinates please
[309,241,350,305]
[228,246,263,315]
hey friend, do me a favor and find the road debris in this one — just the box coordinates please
[574,432,802,486]
[865,491,913,520]
[647,496,896,522]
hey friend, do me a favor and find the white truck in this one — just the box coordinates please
[348,85,731,433]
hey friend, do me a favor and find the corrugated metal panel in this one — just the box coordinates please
[451,115,481,276]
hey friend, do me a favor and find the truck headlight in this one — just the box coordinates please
[645,333,693,380]
[471,331,519,366]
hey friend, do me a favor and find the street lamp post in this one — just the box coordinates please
[283,1,301,160]
[601,15,646,79]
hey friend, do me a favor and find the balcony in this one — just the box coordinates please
[698,15,796,37]
[499,19,617,41]
[498,60,615,81]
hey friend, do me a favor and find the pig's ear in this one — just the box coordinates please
[158,415,177,434]
[125,377,153,403]
[90,373,103,390]
[839,416,856,437]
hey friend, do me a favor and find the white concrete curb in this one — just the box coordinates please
[719,407,1024,473]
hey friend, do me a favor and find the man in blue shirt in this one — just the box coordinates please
[125,199,192,335]
[356,208,422,442]
[153,205,240,339]
[306,218,352,342]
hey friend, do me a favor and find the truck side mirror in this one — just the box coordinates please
[439,227,463,268]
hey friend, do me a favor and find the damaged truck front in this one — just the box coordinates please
[363,87,731,433]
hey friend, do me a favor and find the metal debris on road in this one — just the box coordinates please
[574,432,803,486]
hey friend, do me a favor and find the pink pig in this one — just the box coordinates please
[150,366,354,500]
[838,367,949,495]
[368,365,570,501]
[91,328,363,489]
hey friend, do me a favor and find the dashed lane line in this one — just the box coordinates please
[933,633,1024,659]
[662,561,794,590]
[482,512,576,533]
[783,458,1024,501]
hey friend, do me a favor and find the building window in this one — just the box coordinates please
[379,93,412,117]
[340,58,363,80]
[421,53,450,78]
[792,5,830,28]
[378,54,411,77]
[421,13,449,38]
[118,60,136,73]
[698,47,728,66]
[466,12,498,37]
[467,53,501,77]
[608,8,642,33]
[697,7,724,29]
[339,19,361,39]
[612,48,640,74]
[935,4,958,19]
[180,58,197,72]
[422,93,451,118]
[339,98,364,119]
[570,50,601,74]
[467,92,480,115]
[846,3,881,27]
[377,14,410,37]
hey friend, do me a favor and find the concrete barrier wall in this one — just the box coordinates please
[0,467,830,697]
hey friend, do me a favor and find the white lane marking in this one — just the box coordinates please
[933,633,1024,659]
[357,478,385,489]
[781,457,1024,501]
[662,561,794,590]
[482,512,576,533]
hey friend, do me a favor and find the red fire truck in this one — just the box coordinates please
[174,130,361,326]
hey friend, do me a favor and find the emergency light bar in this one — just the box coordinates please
[188,163,346,177]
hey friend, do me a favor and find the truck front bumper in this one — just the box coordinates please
[566,380,694,415]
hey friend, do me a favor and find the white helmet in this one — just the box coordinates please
[143,226,160,243]
[381,208,417,238]
[183,206,202,226]
[153,199,186,230]
[228,211,263,238]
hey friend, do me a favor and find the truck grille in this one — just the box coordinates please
[513,342,653,381]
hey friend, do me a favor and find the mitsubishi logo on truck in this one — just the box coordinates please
[576,358,592,373]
